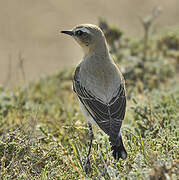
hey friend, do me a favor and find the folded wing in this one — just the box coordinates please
[73,66,126,145]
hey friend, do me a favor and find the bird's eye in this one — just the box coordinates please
[76,30,83,36]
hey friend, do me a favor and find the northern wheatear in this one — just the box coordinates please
[61,24,127,171]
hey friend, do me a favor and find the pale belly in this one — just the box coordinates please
[78,98,96,124]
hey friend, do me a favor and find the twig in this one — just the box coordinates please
[139,6,162,62]
[18,51,26,82]
[4,54,12,87]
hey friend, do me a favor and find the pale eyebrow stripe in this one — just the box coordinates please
[76,27,90,34]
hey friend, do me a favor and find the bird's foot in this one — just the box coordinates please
[83,156,92,174]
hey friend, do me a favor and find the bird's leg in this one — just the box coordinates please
[87,122,94,157]
[83,122,94,173]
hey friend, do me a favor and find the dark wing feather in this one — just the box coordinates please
[73,66,126,145]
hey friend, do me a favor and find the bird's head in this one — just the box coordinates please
[61,24,108,55]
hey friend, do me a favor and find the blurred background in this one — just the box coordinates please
[0,0,178,86]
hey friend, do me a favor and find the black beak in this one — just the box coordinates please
[61,30,74,36]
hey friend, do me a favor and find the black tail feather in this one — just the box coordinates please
[111,136,127,161]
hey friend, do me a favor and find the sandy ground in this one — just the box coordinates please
[0,0,178,86]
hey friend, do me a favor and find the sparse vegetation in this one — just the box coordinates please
[0,20,179,179]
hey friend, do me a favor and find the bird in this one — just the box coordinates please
[61,24,127,172]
